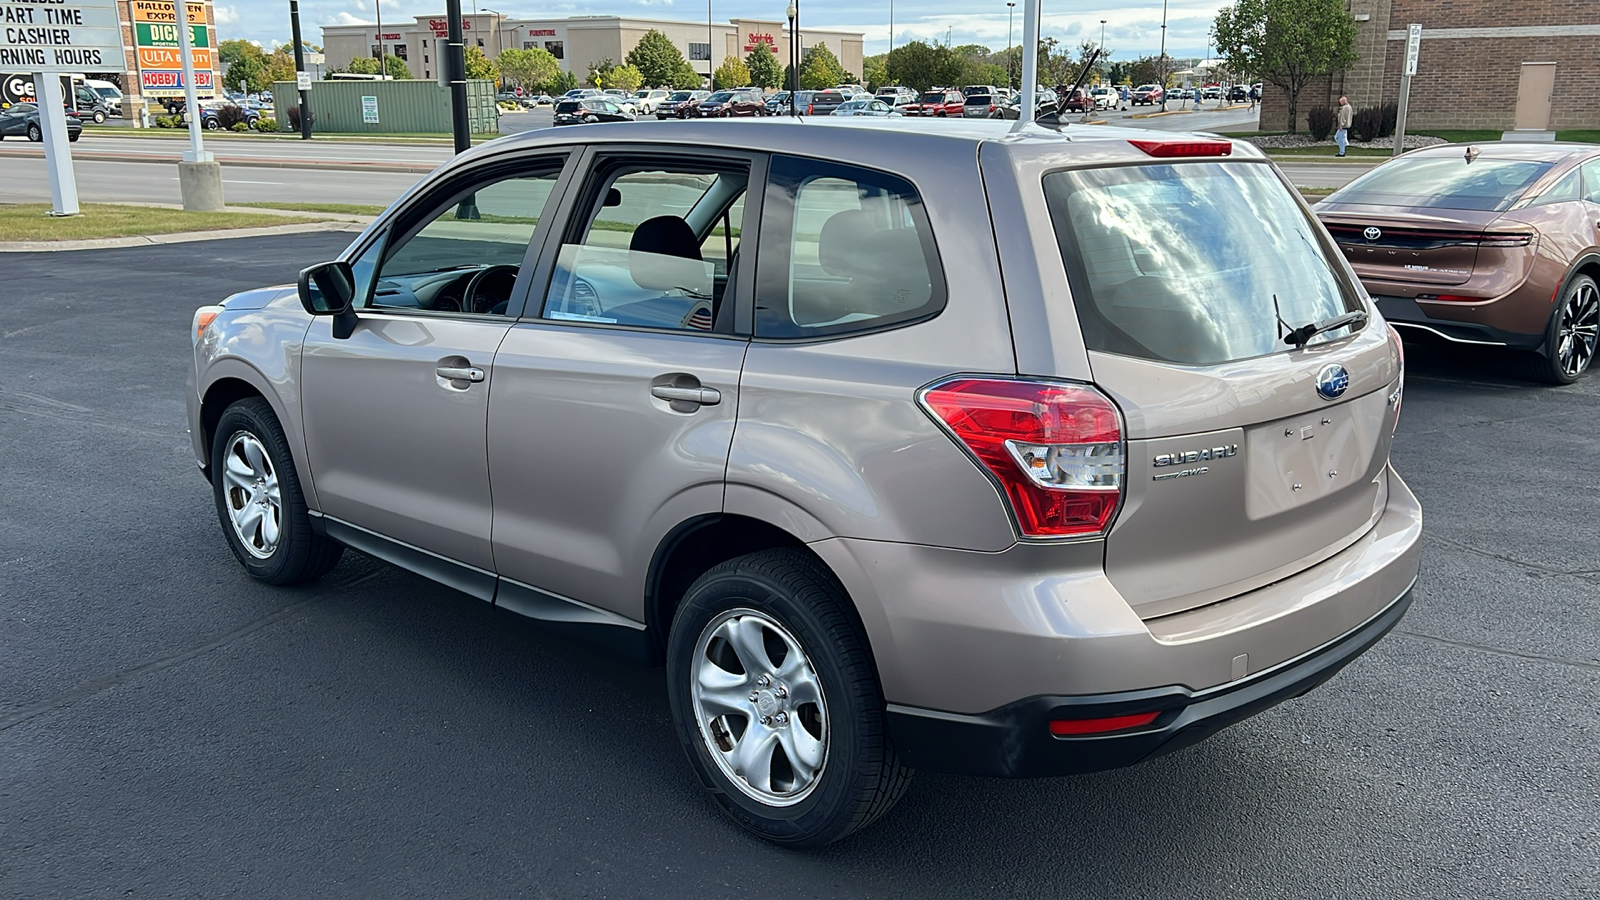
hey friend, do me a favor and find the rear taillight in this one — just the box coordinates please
[1388,324,1404,428]
[920,377,1124,538]
[1049,711,1159,735]
[1478,231,1535,247]
[1128,138,1232,157]
[1416,293,1482,302]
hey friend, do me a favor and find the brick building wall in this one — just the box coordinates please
[1260,1,1600,134]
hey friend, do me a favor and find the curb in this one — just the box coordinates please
[0,147,440,174]
[0,220,366,253]
[1128,109,1194,119]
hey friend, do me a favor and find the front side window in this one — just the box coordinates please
[1582,159,1600,204]
[1043,161,1359,366]
[541,161,749,332]
[756,155,945,339]
[367,160,565,315]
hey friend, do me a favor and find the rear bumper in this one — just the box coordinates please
[886,582,1412,777]
[1372,295,1544,350]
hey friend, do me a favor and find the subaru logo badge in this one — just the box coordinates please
[1363,226,1382,241]
[1316,364,1350,401]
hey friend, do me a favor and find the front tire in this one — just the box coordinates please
[27,123,41,141]
[1530,274,1598,384]
[92,110,106,124]
[210,398,343,584]
[666,549,912,847]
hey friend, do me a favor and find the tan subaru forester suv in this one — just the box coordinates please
[187,119,1422,846]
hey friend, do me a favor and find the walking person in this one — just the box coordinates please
[1335,95,1353,157]
[1120,83,1129,111]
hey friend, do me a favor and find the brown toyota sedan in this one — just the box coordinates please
[1316,143,1600,383]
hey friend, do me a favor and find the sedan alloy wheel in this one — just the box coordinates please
[1555,277,1599,380]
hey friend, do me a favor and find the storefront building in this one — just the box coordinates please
[321,13,864,87]
[1261,0,1600,133]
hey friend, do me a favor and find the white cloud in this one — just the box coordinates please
[214,5,240,27]
[324,12,372,27]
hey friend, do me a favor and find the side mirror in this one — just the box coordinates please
[297,260,360,339]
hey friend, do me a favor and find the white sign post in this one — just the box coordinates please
[1,0,122,215]
[1393,24,1422,157]
[1014,0,1041,130]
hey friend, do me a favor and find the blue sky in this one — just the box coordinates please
[216,0,1228,60]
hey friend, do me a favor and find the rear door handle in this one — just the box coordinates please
[436,365,485,383]
[651,385,721,406]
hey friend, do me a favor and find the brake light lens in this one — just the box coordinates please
[1416,293,1482,303]
[921,378,1124,538]
[1478,231,1535,247]
[1049,711,1160,735]
[1128,139,1232,158]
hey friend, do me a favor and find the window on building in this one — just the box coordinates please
[477,38,485,47]
[424,54,429,64]
[544,40,563,59]
[370,44,381,58]
[689,42,711,61]
[393,44,407,59]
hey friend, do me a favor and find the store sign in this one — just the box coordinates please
[528,28,555,36]
[0,0,122,72]
[428,19,471,36]
[375,32,400,40]
[132,1,213,98]
[743,32,775,52]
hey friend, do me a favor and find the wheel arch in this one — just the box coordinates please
[198,361,318,511]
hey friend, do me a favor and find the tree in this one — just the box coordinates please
[884,40,949,92]
[266,46,297,85]
[746,42,781,89]
[609,64,644,93]
[713,55,751,89]
[547,70,580,95]
[586,56,616,88]
[217,38,260,70]
[626,29,687,87]
[861,53,887,90]
[383,54,411,80]
[798,44,847,90]
[464,45,498,82]
[672,61,702,90]
[224,53,269,95]
[344,56,380,75]
[1127,54,1172,88]
[497,47,560,91]
[1213,0,1357,133]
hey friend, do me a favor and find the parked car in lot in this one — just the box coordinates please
[800,90,848,116]
[658,90,710,119]
[1061,88,1096,113]
[962,93,1000,118]
[71,85,111,123]
[765,90,791,115]
[1316,141,1600,383]
[552,97,635,125]
[197,99,261,130]
[1201,85,1221,100]
[632,89,671,114]
[830,98,901,117]
[908,89,964,117]
[988,89,1058,119]
[0,102,81,141]
[876,86,917,107]
[695,89,766,117]
[189,118,1418,848]
[1090,86,1116,109]
[1132,84,1164,105]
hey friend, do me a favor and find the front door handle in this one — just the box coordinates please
[651,385,720,406]
[436,365,485,383]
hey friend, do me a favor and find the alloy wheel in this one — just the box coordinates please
[1557,281,1599,379]
[222,431,282,559]
[691,608,828,806]
[27,124,40,141]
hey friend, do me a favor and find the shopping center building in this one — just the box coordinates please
[321,13,864,87]
[1261,0,1600,134]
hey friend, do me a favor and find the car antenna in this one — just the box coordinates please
[1464,145,1481,163]
[1037,48,1101,129]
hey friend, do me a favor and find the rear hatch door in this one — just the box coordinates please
[1037,157,1401,617]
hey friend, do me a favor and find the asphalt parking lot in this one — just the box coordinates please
[2,234,1596,898]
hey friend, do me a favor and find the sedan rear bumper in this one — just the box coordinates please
[1372,294,1545,350]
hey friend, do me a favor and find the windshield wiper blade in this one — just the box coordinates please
[1284,310,1368,348]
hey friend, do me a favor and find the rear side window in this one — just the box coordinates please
[1329,157,1554,212]
[1044,162,1359,366]
[755,155,945,339]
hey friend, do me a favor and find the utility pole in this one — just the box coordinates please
[374,0,384,74]
[1158,0,1169,110]
[787,1,798,115]
[1015,0,1038,128]
[446,0,470,154]
[708,0,714,88]
[290,0,312,139]
[888,0,893,55]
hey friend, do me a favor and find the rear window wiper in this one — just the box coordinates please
[1283,310,1369,348]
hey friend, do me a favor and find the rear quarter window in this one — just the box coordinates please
[1044,161,1360,366]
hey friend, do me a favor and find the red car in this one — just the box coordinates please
[1061,88,1095,113]
[908,90,964,117]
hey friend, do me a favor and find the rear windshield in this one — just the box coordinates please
[554,101,581,113]
[1327,157,1554,212]
[1044,162,1360,366]
[814,92,843,102]
[706,92,732,102]
[965,95,991,105]
[921,92,944,103]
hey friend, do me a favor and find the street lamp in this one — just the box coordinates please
[889,0,893,55]
[787,1,798,116]
[1158,0,1169,110]
[1006,2,1016,90]
[484,7,502,89]
[708,0,714,89]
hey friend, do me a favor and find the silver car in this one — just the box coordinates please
[187,119,1421,847]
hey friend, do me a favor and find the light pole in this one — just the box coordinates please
[708,0,714,89]
[1006,2,1016,90]
[484,8,502,89]
[889,0,893,56]
[374,0,384,75]
[787,1,798,116]
[1158,0,1169,109]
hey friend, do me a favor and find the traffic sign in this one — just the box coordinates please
[1403,24,1422,77]
[0,0,122,72]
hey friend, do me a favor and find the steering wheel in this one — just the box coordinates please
[461,264,520,315]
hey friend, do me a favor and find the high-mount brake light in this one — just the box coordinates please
[920,378,1125,538]
[1128,139,1232,158]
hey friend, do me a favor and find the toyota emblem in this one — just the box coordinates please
[1363,226,1382,241]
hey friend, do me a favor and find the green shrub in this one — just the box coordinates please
[230,122,250,132]
[286,106,314,131]
[154,115,176,128]
[213,104,249,130]
[1307,106,1335,141]
[1352,106,1384,143]
[1378,101,1398,139]
[255,117,280,132]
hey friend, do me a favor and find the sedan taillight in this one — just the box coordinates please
[921,377,1125,538]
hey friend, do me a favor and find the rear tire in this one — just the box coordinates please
[92,110,106,124]
[210,398,343,584]
[27,123,41,141]
[1528,274,1598,384]
[666,549,912,847]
